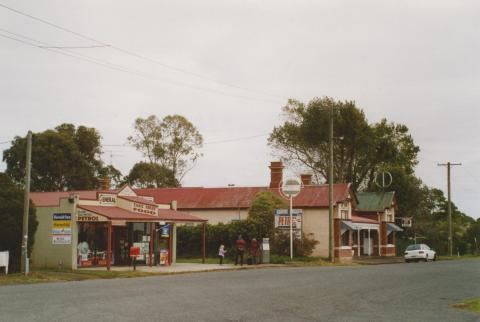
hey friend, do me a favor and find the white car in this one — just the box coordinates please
[404,244,436,262]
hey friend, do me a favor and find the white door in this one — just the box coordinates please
[363,231,372,255]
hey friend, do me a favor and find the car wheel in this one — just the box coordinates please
[424,255,428,262]
[405,259,410,263]
[433,254,437,261]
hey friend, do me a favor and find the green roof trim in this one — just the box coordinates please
[356,191,395,212]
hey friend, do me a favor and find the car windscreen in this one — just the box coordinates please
[406,244,421,251]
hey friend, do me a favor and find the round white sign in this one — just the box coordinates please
[281,178,302,197]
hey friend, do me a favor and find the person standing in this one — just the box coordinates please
[235,235,246,266]
[218,244,227,265]
[250,238,259,265]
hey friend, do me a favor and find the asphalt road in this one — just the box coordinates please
[0,259,479,322]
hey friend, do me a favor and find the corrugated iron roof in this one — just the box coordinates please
[31,191,99,207]
[355,191,395,212]
[78,205,205,222]
[351,215,378,224]
[118,195,158,206]
[136,183,352,209]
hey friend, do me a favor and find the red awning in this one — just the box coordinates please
[77,205,206,222]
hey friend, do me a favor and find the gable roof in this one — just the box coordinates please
[355,191,395,212]
[136,183,353,210]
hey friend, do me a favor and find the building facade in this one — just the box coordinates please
[30,185,205,270]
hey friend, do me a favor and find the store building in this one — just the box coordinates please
[30,185,206,270]
[352,191,403,256]
[137,162,359,260]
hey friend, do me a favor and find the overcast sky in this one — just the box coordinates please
[0,1,478,218]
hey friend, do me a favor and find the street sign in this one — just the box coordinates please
[281,178,302,198]
[374,171,393,188]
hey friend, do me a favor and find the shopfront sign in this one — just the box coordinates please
[52,235,71,245]
[76,209,108,222]
[132,202,157,216]
[160,224,170,238]
[274,209,302,238]
[98,193,117,205]
[52,213,72,244]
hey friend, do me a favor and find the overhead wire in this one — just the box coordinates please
[0,29,283,103]
[0,2,286,101]
[103,133,269,147]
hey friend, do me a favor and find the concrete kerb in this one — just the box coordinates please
[79,263,287,275]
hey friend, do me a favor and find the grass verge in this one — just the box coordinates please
[0,269,159,286]
[453,298,480,313]
[438,254,480,261]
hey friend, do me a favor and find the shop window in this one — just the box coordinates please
[77,223,108,267]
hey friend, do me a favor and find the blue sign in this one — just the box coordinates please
[160,225,170,238]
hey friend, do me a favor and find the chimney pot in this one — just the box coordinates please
[269,161,284,188]
[301,173,313,186]
[100,176,111,191]
[171,200,178,211]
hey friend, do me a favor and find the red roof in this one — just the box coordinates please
[78,205,205,222]
[351,215,378,224]
[118,195,157,206]
[31,191,99,206]
[136,184,352,210]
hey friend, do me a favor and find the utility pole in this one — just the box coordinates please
[328,103,334,263]
[437,162,461,257]
[21,131,32,275]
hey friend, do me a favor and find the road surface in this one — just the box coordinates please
[0,259,478,322]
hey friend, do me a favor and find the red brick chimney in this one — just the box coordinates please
[100,176,111,191]
[269,161,284,188]
[301,173,312,186]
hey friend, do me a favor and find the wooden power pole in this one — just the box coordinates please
[437,162,461,257]
[21,131,32,275]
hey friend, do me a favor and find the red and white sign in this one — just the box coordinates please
[132,202,157,216]
[98,193,117,205]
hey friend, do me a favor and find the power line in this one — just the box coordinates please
[204,133,269,145]
[0,2,286,101]
[103,133,269,147]
[0,30,282,103]
[38,45,111,49]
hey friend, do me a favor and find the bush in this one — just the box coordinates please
[0,173,38,273]
[270,230,319,257]
[176,191,318,260]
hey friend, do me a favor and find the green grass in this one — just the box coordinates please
[438,254,480,261]
[454,298,480,313]
[0,269,159,286]
[176,257,233,264]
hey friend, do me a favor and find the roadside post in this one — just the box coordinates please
[281,178,302,260]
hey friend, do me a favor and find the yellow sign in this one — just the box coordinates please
[52,220,71,228]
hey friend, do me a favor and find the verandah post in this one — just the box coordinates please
[107,221,112,271]
[201,222,206,264]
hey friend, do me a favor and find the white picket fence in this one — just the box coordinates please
[0,251,9,275]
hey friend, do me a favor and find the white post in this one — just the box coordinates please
[357,229,360,256]
[289,195,293,260]
[368,229,372,256]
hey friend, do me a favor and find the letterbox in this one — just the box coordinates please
[129,246,140,258]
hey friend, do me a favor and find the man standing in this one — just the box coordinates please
[250,238,259,265]
[235,235,246,266]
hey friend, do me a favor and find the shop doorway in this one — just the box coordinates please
[113,227,129,265]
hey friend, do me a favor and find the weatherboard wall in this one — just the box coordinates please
[30,198,77,270]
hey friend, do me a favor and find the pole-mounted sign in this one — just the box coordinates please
[281,178,302,260]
